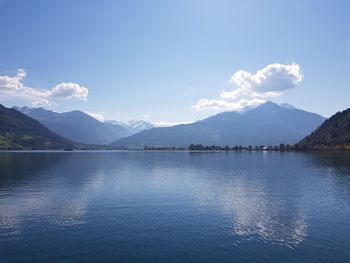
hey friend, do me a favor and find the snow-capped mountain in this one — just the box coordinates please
[106,120,154,134]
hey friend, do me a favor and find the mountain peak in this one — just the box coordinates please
[253,101,280,111]
[264,100,278,106]
[252,101,299,112]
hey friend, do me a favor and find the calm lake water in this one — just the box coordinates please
[1,151,350,262]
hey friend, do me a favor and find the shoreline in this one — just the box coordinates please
[1,148,350,153]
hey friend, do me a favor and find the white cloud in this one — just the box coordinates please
[0,68,26,90]
[86,112,105,122]
[193,63,303,111]
[31,99,52,107]
[48,82,88,100]
[228,63,302,96]
[0,69,89,106]
[193,98,265,111]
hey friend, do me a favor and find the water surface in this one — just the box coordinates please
[1,151,350,262]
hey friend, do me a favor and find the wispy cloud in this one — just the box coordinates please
[0,69,88,106]
[193,63,303,111]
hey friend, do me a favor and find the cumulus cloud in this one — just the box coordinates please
[48,82,88,100]
[0,68,26,90]
[193,63,303,111]
[0,69,89,106]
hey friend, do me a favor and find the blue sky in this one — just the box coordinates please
[0,0,349,124]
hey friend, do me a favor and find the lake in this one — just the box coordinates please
[1,151,350,262]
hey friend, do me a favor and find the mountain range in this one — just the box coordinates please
[16,107,153,145]
[111,101,326,149]
[3,101,345,150]
[0,105,72,150]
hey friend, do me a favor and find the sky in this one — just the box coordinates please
[0,0,349,125]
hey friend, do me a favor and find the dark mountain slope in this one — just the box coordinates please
[298,108,350,149]
[0,105,72,150]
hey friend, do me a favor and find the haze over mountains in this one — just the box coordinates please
[111,102,326,149]
[17,107,153,145]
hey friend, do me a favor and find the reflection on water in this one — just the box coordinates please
[1,151,350,262]
[194,176,308,247]
[0,154,108,239]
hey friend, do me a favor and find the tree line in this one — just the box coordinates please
[144,144,300,151]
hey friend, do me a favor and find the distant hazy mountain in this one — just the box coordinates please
[18,107,130,145]
[108,120,154,134]
[0,105,72,150]
[111,101,326,149]
[298,108,350,149]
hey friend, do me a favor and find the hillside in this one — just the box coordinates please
[298,108,350,150]
[0,105,72,150]
[111,101,326,149]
